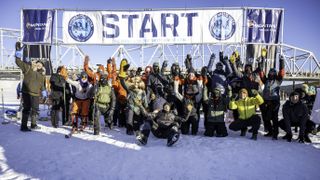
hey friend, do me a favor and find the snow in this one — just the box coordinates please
[1,80,320,180]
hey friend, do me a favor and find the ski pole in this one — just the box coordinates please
[1,88,4,120]
[63,83,67,125]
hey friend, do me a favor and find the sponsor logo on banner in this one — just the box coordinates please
[209,12,236,40]
[23,10,55,43]
[68,14,94,42]
[245,9,282,43]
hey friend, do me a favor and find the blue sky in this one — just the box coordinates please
[0,0,319,67]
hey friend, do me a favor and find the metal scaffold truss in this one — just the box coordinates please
[0,28,319,81]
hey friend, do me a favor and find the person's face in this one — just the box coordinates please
[163,104,170,112]
[72,73,77,80]
[245,66,252,74]
[268,71,276,79]
[239,91,248,99]
[36,62,43,70]
[145,67,151,75]
[290,95,299,104]
[188,73,195,80]
[212,89,221,98]
[216,64,223,71]
[153,65,159,73]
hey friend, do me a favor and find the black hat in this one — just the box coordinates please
[290,91,300,97]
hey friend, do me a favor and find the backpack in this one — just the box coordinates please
[96,85,111,105]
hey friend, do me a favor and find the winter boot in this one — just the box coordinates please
[20,113,31,132]
[272,134,278,140]
[216,133,228,137]
[51,110,58,128]
[298,135,305,143]
[304,134,312,143]
[282,134,292,142]
[93,129,100,135]
[251,133,258,140]
[136,133,148,146]
[264,132,273,137]
[167,133,180,147]
[126,125,134,135]
[105,121,114,130]
[240,128,247,136]
[204,130,214,137]
[80,117,88,131]
[30,115,41,129]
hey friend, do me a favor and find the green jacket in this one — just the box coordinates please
[15,58,46,96]
[229,94,264,120]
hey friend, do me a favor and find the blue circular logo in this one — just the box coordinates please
[209,12,236,40]
[68,14,94,42]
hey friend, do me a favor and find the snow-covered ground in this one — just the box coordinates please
[1,80,320,180]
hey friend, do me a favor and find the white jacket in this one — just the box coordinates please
[66,79,93,100]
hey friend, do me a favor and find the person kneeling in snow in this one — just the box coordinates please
[229,88,264,140]
[279,91,313,143]
[93,75,116,135]
[136,102,191,147]
[202,87,229,137]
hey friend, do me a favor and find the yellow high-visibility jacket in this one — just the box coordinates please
[229,94,264,120]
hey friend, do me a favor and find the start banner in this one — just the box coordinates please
[62,9,243,44]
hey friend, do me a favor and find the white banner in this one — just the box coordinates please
[63,9,243,44]
[311,88,320,124]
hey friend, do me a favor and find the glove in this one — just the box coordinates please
[15,42,24,59]
[251,89,259,96]
[84,55,89,64]
[230,54,236,64]
[219,51,223,62]
[261,48,267,58]
[231,94,238,101]
[210,53,216,62]
[234,51,240,59]
[187,104,193,112]
[41,90,48,99]
[107,58,112,64]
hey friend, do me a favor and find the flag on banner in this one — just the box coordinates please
[245,9,282,43]
[23,10,55,43]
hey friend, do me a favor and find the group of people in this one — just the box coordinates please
[15,42,318,146]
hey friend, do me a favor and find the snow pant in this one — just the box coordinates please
[181,115,199,135]
[126,109,144,134]
[94,106,113,134]
[51,97,68,127]
[113,101,127,127]
[88,98,94,124]
[140,120,180,142]
[260,100,280,136]
[71,99,90,130]
[21,92,39,128]
[229,115,261,134]
[202,101,209,129]
[205,122,228,137]
[278,119,314,137]
[167,94,183,116]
